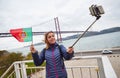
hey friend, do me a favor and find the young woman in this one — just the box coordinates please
[30,31,74,78]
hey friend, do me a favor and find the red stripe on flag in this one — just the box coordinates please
[10,28,24,42]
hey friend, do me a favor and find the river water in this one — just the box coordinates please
[10,31,120,55]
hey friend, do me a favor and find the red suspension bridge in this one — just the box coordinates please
[0,31,85,37]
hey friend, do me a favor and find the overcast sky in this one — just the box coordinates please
[0,0,120,50]
[0,0,120,33]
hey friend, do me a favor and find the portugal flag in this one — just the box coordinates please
[10,27,33,42]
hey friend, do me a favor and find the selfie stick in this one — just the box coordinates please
[71,16,101,47]
[71,4,105,47]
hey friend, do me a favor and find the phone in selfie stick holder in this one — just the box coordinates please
[71,4,105,47]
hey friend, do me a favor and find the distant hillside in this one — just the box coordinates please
[62,27,120,40]
[99,27,120,34]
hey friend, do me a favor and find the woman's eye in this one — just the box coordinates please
[52,35,54,37]
[48,36,51,38]
[48,35,54,38]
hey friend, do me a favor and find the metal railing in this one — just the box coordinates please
[26,66,99,78]
[1,60,33,78]
[1,62,99,78]
[66,66,99,78]
[1,56,117,78]
[1,61,99,78]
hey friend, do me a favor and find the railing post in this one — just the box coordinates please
[97,58,105,78]
[71,68,74,78]
[14,63,21,78]
[102,56,117,78]
[20,62,27,78]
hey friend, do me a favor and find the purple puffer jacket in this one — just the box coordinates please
[32,43,74,78]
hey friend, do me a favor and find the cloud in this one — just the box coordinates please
[0,0,120,33]
[0,0,120,50]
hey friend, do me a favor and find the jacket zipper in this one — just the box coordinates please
[52,47,58,78]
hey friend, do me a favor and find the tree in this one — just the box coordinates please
[0,50,9,57]
[25,52,33,60]
[0,52,25,76]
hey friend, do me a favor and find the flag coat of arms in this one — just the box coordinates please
[10,27,32,42]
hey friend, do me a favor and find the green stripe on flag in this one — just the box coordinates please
[23,28,32,42]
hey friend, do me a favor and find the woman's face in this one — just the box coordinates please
[47,32,56,44]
